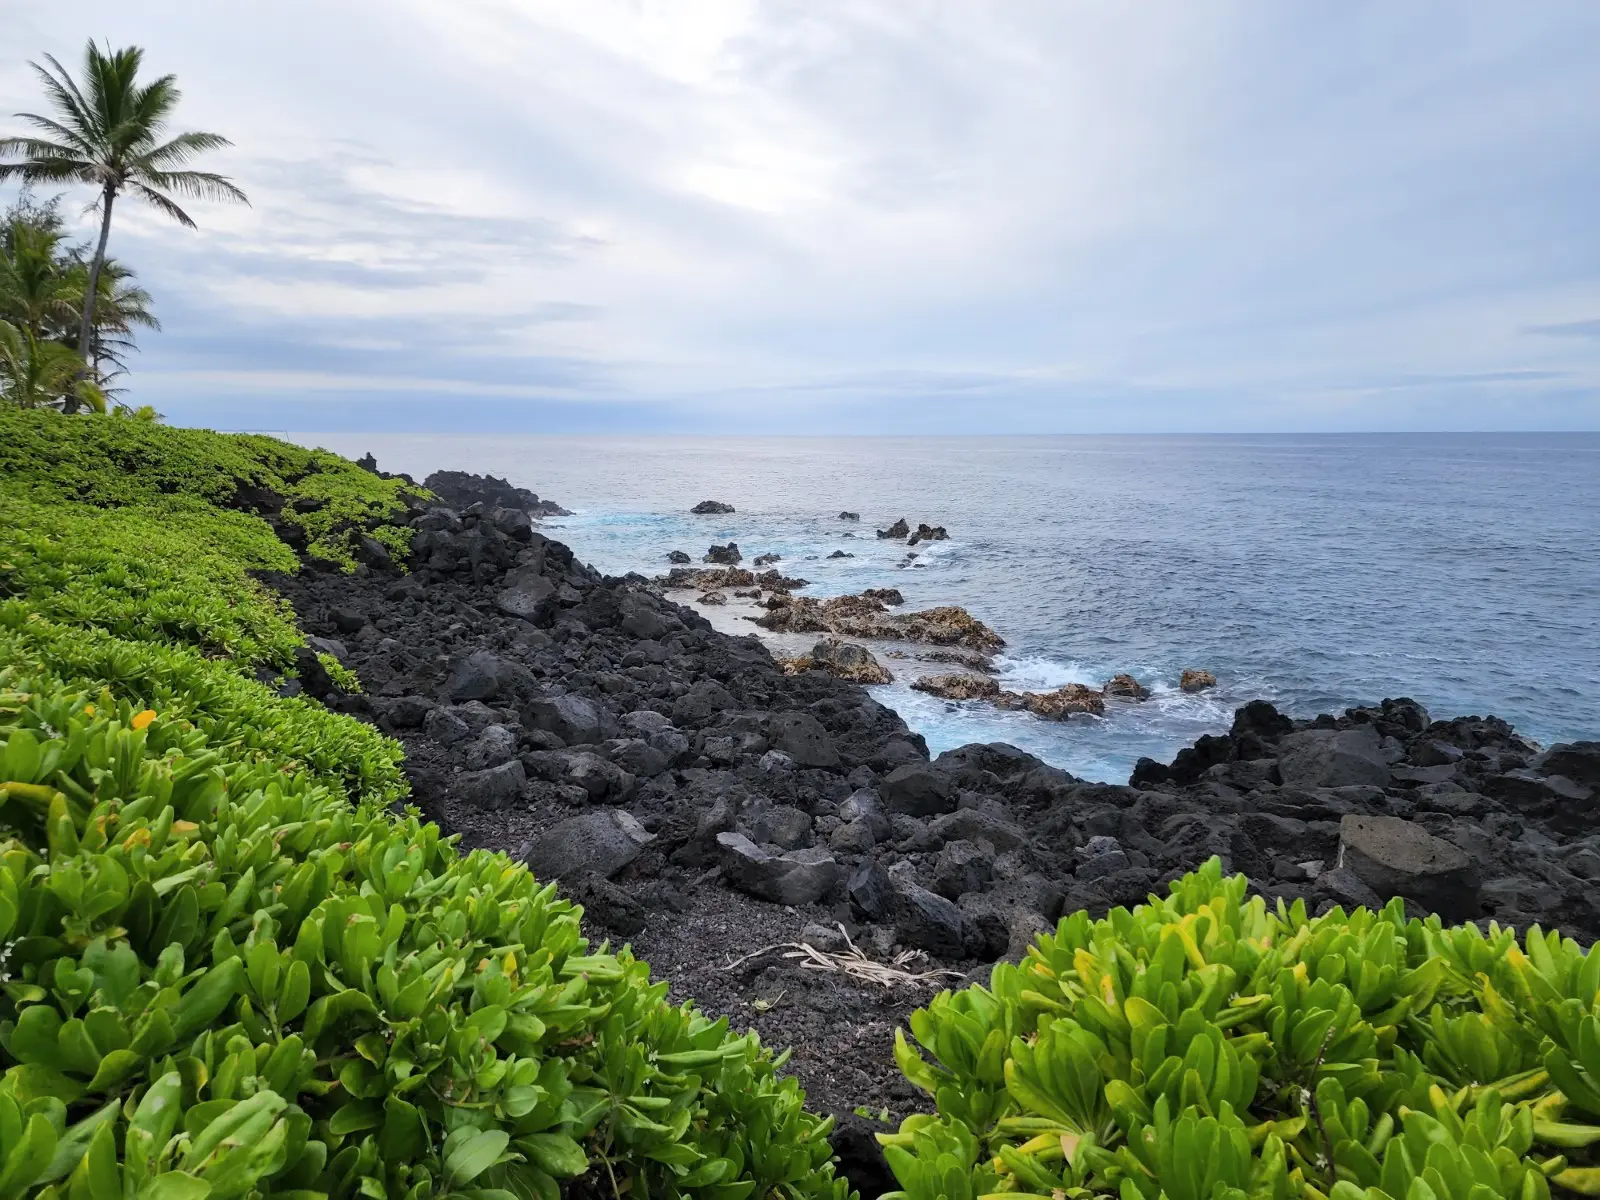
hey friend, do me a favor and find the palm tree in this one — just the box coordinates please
[66,257,160,378]
[0,41,246,407]
[0,320,105,412]
[0,217,77,342]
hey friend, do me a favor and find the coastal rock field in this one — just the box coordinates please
[269,465,1600,1127]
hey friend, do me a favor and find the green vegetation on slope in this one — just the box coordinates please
[0,408,415,579]
[0,412,849,1200]
[884,858,1600,1200]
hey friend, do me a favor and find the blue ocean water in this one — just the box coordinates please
[300,433,1600,783]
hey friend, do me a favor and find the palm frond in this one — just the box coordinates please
[74,376,108,413]
[124,75,182,148]
[141,130,233,168]
[32,54,98,144]
[126,182,196,228]
[135,168,249,207]
[82,44,139,146]
[8,114,93,157]
[0,147,99,185]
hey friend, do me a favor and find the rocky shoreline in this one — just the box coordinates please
[266,467,1598,1188]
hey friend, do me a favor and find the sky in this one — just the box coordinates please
[3,2,1599,433]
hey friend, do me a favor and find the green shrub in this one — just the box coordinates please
[883,859,1600,1200]
[0,412,851,1200]
[0,667,846,1200]
[0,610,406,808]
[0,490,304,667]
[0,410,417,570]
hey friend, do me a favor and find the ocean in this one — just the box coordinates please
[297,433,1600,784]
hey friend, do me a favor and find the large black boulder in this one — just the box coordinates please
[1533,742,1600,790]
[881,763,956,816]
[525,809,655,880]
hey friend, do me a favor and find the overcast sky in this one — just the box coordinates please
[4,2,1598,432]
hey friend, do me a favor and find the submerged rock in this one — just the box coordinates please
[807,637,893,684]
[1104,673,1151,700]
[754,593,1004,652]
[912,674,1000,701]
[661,565,808,593]
[1010,683,1106,719]
[839,511,860,521]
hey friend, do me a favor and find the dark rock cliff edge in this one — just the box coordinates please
[263,468,1600,1181]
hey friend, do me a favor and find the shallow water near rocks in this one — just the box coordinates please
[298,433,1600,783]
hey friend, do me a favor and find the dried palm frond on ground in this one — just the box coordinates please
[724,925,966,988]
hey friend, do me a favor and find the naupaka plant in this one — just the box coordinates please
[884,857,1600,1199]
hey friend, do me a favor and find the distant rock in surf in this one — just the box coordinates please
[912,673,1000,701]
[1180,668,1218,692]
[1105,673,1151,700]
[755,592,1003,652]
[692,499,736,514]
[781,638,893,685]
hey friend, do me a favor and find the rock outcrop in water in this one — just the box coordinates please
[913,673,1000,700]
[1004,683,1106,718]
[692,499,735,514]
[780,638,894,684]
[753,592,1005,652]
[1181,668,1218,692]
[874,518,948,545]
[264,467,1600,1144]
[914,676,1106,718]
[662,566,809,592]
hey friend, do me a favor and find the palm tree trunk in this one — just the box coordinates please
[68,186,116,414]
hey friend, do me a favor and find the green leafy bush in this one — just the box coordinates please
[0,611,406,808]
[0,666,846,1200]
[883,859,1600,1200]
[0,412,851,1200]
[0,409,416,570]
[0,490,303,667]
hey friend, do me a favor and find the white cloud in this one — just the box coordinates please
[2,0,1597,429]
